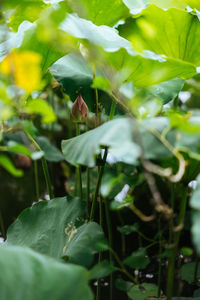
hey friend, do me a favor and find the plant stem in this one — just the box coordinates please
[86,167,90,217]
[0,211,6,240]
[166,188,188,300]
[93,64,100,125]
[97,196,103,300]
[34,160,40,202]
[110,247,136,283]
[76,123,82,201]
[117,212,126,257]
[194,257,200,283]
[105,197,114,300]
[157,215,162,297]
[90,148,108,221]
[26,132,54,199]
[41,156,54,199]
[109,100,116,121]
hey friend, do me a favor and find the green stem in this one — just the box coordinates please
[166,188,188,300]
[157,215,162,297]
[110,248,136,283]
[0,211,6,240]
[97,196,103,300]
[26,132,54,199]
[117,212,126,257]
[41,157,54,199]
[86,167,90,217]
[194,257,200,283]
[93,64,100,125]
[90,148,108,221]
[109,100,116,121]
[34,160,40,202]
[76,123,82,201]
[105,197,114,300]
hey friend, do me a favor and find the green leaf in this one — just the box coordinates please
[181,262,200,283]
[104,48,196,88]
[123,247,150,269]
[5,196,85,258]
[127,283,158,300]
[36,136,64,162]
[63,222,107,268]
[89,260,116,280]
[117,223,139,235]
[123,5,200,66]
[6,141,32,157]
[65,0,129,26]
[50,53,94,108]
[150,78,184,104]
[0,246,92,300]
[26,98,57,123]
[20,22,66,73]
[60,14,130,52]
[61,118,141,167]
[115,277,133,292]
[0,154,23,177]
[123,0,200,12]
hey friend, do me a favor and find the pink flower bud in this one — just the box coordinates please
[70,94,88,122]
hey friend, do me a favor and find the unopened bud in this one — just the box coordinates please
[70,94,88,122]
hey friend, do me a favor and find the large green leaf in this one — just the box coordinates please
[63,222,107,267]
[62,117,180,168]
[50,53,94,108]
[121,5,200,66]
[65,0,129,26]
[101,48,196,88]
[123,0,200,13]
[60,13,130,52]
[62,118,141,167]
[0,246,92,300]
[5,196,85,258]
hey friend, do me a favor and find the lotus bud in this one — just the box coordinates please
[70,94,88,122]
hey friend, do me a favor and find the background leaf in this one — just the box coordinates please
[0,246,92,300]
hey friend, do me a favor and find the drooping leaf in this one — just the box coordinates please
[25,98,57,123]
[0,154,23,177]
[5,196,85,258]
[63,222,108,268]
[0,246,92,300]
[36,136,64,162]
[0,21,33,62]
[62,118,141,167]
